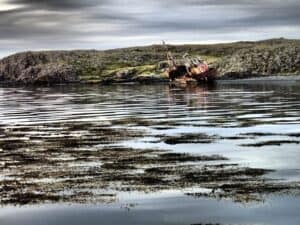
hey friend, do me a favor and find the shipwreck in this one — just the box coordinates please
[164,45,217,83]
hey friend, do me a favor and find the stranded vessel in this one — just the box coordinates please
[165,47,217,83]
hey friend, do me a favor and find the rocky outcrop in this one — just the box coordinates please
[218,45,300,78]
[0,51,79,84]
[0,38,299,85]
[16,63,79,84]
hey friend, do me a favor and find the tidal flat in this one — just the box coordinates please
[0,81,300,225]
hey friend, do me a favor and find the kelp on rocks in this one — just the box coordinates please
[0,121,299,205]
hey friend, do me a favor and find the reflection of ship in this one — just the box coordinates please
[163,43,217,83]
[167,85,214,110]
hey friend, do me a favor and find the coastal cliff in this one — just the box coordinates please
[0,38,299,85]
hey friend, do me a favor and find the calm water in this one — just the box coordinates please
[1,81,300,225]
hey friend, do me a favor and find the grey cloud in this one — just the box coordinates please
[125,0,300,34]
[157,0,299,7]
[10,0,104,10]
[0,0,299,57]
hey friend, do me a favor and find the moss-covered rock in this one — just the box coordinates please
[0,38,299,84]
[218,44,300,78]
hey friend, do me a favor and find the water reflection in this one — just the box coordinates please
[0,82,300,207]
[1,195,300,225]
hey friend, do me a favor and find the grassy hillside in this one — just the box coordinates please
[0,38,299,84]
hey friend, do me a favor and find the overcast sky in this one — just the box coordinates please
[0,0,299,57]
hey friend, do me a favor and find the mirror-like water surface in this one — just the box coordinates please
[0,81,300,225]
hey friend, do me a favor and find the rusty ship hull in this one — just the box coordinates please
[168,66,217,84]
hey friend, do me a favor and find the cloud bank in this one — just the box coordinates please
[0,0,299,57]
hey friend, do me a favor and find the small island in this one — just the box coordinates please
[0,38,299,85]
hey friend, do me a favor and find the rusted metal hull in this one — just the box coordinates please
[191,68,217,82]
[168,67,217,83]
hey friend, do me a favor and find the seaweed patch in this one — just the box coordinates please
[0,121,299,205]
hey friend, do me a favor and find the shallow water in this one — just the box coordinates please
[1,194,300,225]
[1,81,300,224]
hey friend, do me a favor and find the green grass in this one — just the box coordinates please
[3,38,298,83]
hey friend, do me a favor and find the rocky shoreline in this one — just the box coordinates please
[0,38,299,85]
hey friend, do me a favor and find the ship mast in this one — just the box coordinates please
[162,41,176,68]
